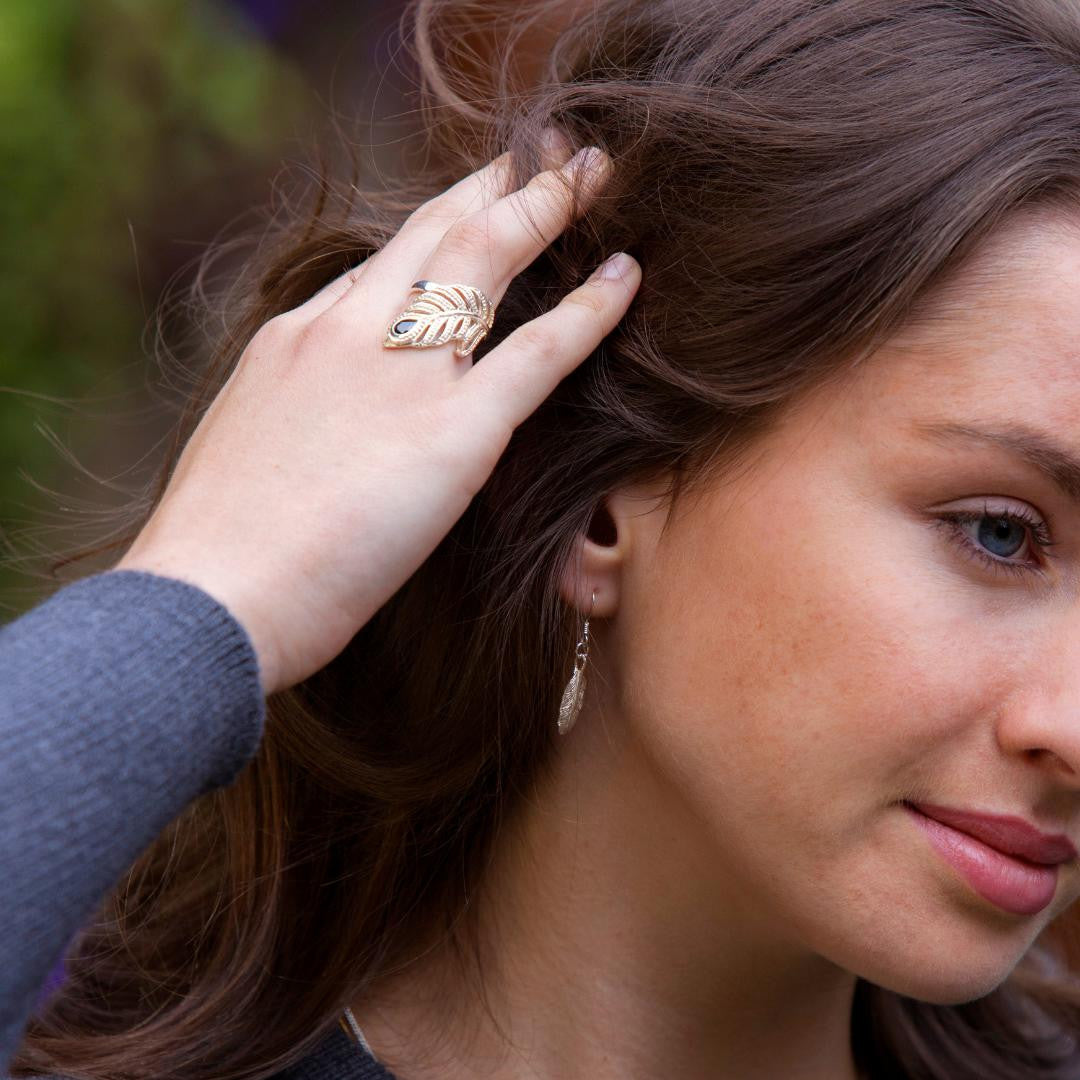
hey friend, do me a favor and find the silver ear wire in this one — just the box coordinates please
[557,588,596,736]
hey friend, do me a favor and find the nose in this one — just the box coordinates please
[997,707,1080,790]
[995,624,1080,789]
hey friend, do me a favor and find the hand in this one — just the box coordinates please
[113,136,640,696]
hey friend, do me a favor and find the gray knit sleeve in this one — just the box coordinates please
[0,569,266,1074]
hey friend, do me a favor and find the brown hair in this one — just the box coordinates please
[12,0,1080,1076]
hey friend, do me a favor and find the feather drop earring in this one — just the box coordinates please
[557,588,596,736]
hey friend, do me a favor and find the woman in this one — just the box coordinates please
[8,0,1080,1076]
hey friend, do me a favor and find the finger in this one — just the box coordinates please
[289,154,519,324]
[356,130,577,298]
[417,126,574,228]
[401,147,611,319]
[297,128,573,323]
[481,146,613,278]
[337,146,613,371]
[457,252,640,433]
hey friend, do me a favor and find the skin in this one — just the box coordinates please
[347,209,1080,1079]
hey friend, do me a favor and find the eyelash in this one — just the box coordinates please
[934,501,1061,580]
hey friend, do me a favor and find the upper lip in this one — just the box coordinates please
[907,802,1078,865]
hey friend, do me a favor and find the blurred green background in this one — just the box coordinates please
[0,0,403,615]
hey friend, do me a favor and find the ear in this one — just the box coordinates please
[556,480,671,618]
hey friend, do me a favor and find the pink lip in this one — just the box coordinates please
[904,803,1073,916]
[909,802,1078,864]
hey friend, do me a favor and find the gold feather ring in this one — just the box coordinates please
[383,280,495,359]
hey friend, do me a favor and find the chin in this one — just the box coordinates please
[848,933,1032,1006]
[882,969,1014,1006]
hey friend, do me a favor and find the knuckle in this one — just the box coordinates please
[564,288,608,319]
[512,319,556,355]
[256,310,302,344]
[439,216,492,256]
[523,166,571,206]
[304,302,357,348]
[505,174,570,230]
[243,311,303,365]
[293,314,329,350]
[405,199,443,229]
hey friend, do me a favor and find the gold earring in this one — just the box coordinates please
[557,588,596,736]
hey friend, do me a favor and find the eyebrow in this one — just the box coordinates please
[912,419,1080,506]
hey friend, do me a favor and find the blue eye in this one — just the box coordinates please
[933,501,1059,580]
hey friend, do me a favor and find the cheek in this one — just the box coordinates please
[612,476,1053,997]
[614,474,1006,862]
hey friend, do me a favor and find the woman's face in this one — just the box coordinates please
[605,211,1080,1003]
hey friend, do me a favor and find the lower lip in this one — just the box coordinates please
[904,804,1059,916]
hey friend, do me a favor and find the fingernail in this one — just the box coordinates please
[590,252,636,281]
[566,145,607,176]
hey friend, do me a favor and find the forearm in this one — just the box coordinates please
[0,569,265,1072]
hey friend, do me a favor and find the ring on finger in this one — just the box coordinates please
[382,278,496,359]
